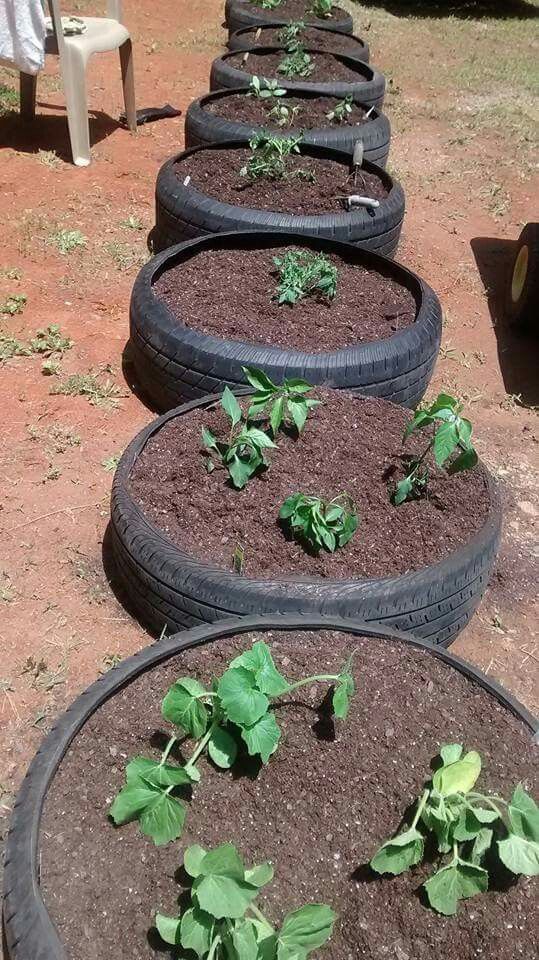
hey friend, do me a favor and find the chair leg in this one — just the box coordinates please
[19,73,37,121]
[61,49,91,166]
[119,38,137,132]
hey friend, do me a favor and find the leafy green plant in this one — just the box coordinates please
[239,134,304,181]
[393,393,478,505]
[309,0,333,18]
[280,492,358,553]
[370,743,539,915]
[277,20,305,48]
[0,293,26,315]
[110,639,355,845]
[156,842,335,959]
[29,324,73,356]
[248,76,287,100]
[244,367,319,435]
[249,0,283,8]
[47,228,87,255]
[0,334,31,362]
[202,387,276,489]
[268,102,301,127]
[278,45,314,80]
[326,96,353,123]
[274,249,338,305]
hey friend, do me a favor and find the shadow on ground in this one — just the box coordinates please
[471,236,539,408]
[355,0,539,19]
[0,102,120,161]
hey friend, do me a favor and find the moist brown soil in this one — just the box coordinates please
[236,26,366,55]
[177,146,388,214]
[40,630,538,960]
[127,391,491,579]
[228,50,366,83]
[153,244,416,351]
[241,0,350,25]
[206,91,370,130]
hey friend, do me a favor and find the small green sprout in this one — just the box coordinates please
[268,101,301,127]
[280,492,358,553]
[326,95,353,123]
[277,20,305,48]
[278,45,314,80]
[202,387,276,489]
[394,393,478,505]
[309,0,333,17]
[110,639,355,844]
[239,134,303,181]
[156,842,336,959]
[274,249,338,304]
[248,75,287,99]
[48,228,87,255]
[0,293,27,315]
[249,0,283,7]
[370,743,539,915]
[243,367,319,435]
[29,324,73,356]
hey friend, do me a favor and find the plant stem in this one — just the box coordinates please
[247,902,275,932]
[285,674,339,694]
[184,719,218,772]
[160,735,177,766]
[411,789,430,829]
[207,934,221,960]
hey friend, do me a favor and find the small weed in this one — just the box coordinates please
[268,102,301,127]
[0,268,22,281]
[278,45,314,80]
[50,371,121,409]
[0,335,30,362]
[247,76,287,100]
[250,0,283,7]
[273,249,337,304]
[38,150,61,168]
[0,83,19,114]
[120,214,144,231]
[99,653,123,673]
[42,358,61,376]
[102,453,121,472]
[277,20,305,48]
[105,241,146,272]
[309,0,332,17]
[42,466,61,483]
[30,324,73,356]
[47,228,87,255]
[0,294,26,315]
[0,573,14,603]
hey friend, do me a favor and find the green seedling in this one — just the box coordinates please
[277,20,305,48]
[326,96,353,123]
[278,45,314,80]
[394,393,478,505]
[110,639,355,845]
[202,387,276,489]
[47,228,87,255]
[50,371,120,408]
[243,367,319,436]
[239,134,304,181]
[280,492,358,553]
[310,0,333,17]
[156,842,335,959]
[268,101,301,127]
[0,335,30,362]
[29,324,73,356]
[249,0,283,7]
[248,75,287,99]
[274,249,338,304]
[370,743,539,915]
[0,293,27,315]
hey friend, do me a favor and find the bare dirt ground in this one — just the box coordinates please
[0,0,538,860]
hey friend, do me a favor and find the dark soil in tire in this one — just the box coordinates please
[227,49,366,82]
[227,0,352,29]
[205,91,371,130]
[229,25,368,57]
[175,147,388,214]
[128,390,491,580]
[39,628,538,960]
[153,243,415,350]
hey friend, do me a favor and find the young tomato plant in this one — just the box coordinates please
[156,842,336,959]
[239,134,304,181]
[202,387,276,489]
[393,393,478,505]
[243,366,320,435]
[268,101,301,127]
[370,743,539,915]
[110,640,355,845]
[278,45,314,80]
[277,20,305,48]
[280,492,358,553]
[274,249,338,304]
[310,0,333,17]
[326,96,353,123]
[248,75,287,100]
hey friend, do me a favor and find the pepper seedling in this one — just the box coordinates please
[202,387,276,489]
[248,75,287,100]
[110,640,355,845]
[393,392,479,505]
[156,842,336,959]
[370,743,539,915]
[278,45,314,80]
[273,249,338,305]
[243,366,320,435]
[280,492,359,553]
[326,96,353,124]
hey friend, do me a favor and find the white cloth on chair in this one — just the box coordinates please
[0,0,46,75]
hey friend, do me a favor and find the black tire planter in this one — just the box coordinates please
[225,0,354,36]
[184,88,391,166]
[153,142,404,256]
[4,614,537,960]
[228,24,370,62]
[130,231,441,411]
[109,392,501,644]
[210,48,386,107]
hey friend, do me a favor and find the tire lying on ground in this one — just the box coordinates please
[153,141,404,256]
[109,392,502,644]
[228,24,369,61]
[184,87,391,165]
[130,231,441,411]
[505,222,539,334]
[210,48,385,107]
[225,0,354,35]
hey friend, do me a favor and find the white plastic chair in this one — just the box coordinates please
[19,0,136,166]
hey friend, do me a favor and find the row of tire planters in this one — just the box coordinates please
[185,87,391,166]
[152,142,404,256]
[110,384,501,644]
[4,616,537,960]
[210,47,385,106]
[228,22,370,61]
[130,231,441,412]
[225,0,354,35]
